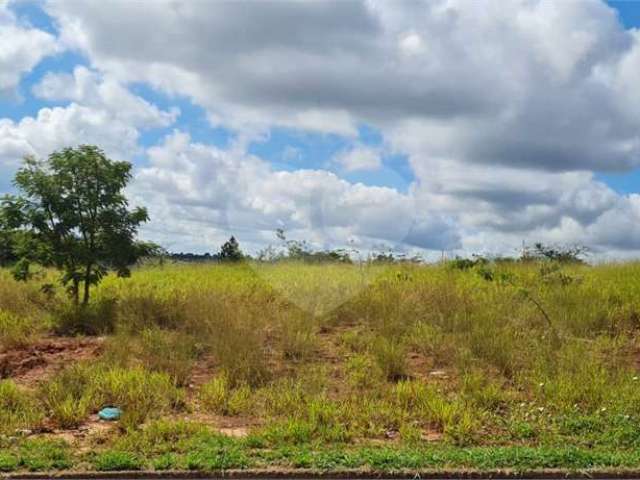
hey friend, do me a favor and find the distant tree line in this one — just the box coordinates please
[447,242,588,271]
[162,236,245,263]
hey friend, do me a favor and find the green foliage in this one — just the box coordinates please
[93,451,143,471]
[218,236,244,262]
[39,363,94,428]
[257,228,351,263]
[0,439,72,472]
[0,229,17,267]
[0,145,155,306]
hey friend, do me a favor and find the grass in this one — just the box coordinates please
[0,380,44,434]
[4,260,640,471]
[200,374,252,415]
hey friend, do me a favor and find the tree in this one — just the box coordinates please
[522,242,588,264]
[218,236,243,262]
[0,145,156,305]
[0,229,17,266]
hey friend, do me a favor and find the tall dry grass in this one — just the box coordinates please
[2,260,640,446]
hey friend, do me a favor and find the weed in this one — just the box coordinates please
[0,310,38,350]
[279,313,317,361]
[93,451,143,471]
[372,337,408,381]
[346,353,383,390]
[39,363,95,428]
[199,375,252,416]
[53,298,117,336]
[0,380,44,434]
[89,367,183,428]
[103,327,199,386]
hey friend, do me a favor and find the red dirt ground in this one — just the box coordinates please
[0,336,104,387]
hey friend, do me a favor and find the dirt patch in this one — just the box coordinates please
[39,414,118,453]
[187,354,217,390]
[0,336,104,387]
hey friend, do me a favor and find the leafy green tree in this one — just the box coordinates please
[0,230,17,266]
[218,236,243,262]
[0,145,156,305]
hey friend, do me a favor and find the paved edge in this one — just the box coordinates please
[4,469,640,479]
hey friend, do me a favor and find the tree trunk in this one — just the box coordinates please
[72,279,79,306]
[82,265,92,305]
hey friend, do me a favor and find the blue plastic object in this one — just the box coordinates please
[98,407,122,421]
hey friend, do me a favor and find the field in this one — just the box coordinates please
[3,259,640,473]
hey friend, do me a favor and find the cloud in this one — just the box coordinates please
[0,1,59,95]
[132,131,460,253]
[46,0,640,171]
[0,67,178,185]
[3,0,640,255]
[33,66,179,128]
[333,144,382,172]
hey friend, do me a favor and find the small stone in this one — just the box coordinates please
[384,429,399,439]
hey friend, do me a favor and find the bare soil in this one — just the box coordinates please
[0,336,104,387]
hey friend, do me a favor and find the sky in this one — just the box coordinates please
[1,0,640,260]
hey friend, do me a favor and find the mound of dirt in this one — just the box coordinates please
[0,337,104,386]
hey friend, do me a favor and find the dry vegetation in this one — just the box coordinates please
[3,259,640,471]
